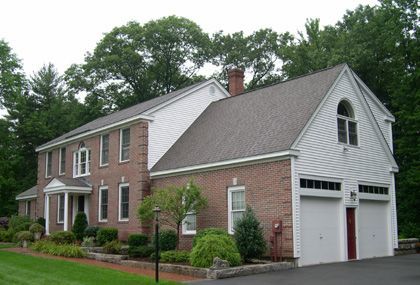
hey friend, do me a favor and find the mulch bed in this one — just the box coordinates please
[2,247,199,282]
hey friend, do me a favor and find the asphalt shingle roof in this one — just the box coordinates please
[38,81,206,150]
[55,177,91,188]
[152,64,345,172]
[16,186,38,199]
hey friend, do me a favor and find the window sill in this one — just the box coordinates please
[57,222,64,225]
[73,174,91,178]
[118,160,130,165]
[117,220,129,223]
[99,164,109,169]
[59,173,65,176]
[182,232,196,236]
[45,176,52,180]
[98,220,108,223]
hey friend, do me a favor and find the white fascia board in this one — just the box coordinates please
[351,71,394,120]
[44,185,92,194]
[151,149,300,178]
[36,114,154,152]
[16,195,38,201]
[143,79,230,115]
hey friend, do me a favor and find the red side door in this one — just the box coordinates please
[346,208,357,260]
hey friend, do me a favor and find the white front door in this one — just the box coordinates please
[300,196,342,266]
[358,200,390,259]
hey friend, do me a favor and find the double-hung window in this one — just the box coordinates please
[118,183,129,221]
[25,201,31,216]
[45,151,52,178]
[228,186,246,234]
[100,134,109,166]
[99,186,108,222]
[57,194,65,223]
[182,194,197,235]
[337,100,358,146]
[119,128,130,162]
[59,147,66,175]
[73,143,91,177]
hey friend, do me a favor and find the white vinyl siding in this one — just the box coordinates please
[57,194,64,223]
[45,151,52,178]
[119,128,130,162]
[228,186,246,234]
[100,134,109,166]
[292,71,396,257]
[98,186,108,222]
[148,84,227,169]
[59,147,66,175]
[118,183,129,221]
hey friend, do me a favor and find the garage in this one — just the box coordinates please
[358,200,390,259]
[300,196,342,266]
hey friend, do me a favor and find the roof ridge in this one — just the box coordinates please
[217,63,347,102]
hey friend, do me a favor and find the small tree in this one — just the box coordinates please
[72,212,88,241]
[138,180,207,249]
[234,206,267,261]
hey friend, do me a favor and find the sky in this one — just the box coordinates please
[1,0,377,116]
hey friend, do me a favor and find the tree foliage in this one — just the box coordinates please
[138,180,207,248]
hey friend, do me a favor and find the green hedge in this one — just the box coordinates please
[50,231,76,245]
[128,234,148,247]
[103,240,121,254]
[192,228,229,247]
[160,250,190,263]
[190,234,241,268]
[128,245,154,258]
[83,226,100,238]
[72,212,88,241]
[32,240,86,258]
[97,228,118,245]
[152,229,177,251]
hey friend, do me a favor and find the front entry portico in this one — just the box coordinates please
[43,177,92,235]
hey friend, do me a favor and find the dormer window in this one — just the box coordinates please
[337,100,358,146]
[73,142,91,177]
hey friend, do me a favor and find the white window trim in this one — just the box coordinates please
[45,151,52,178]
[118,183,129,222]
[119,128,130,163]
[98,186,108,222]
[73,148,91,178]
[57,194,64,224]
[59,147,66,175]
[25,200,31,216]
[337,115,359,146]
[228,185,246,234]
[99,134,109,167]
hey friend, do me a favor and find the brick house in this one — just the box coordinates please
[17,64,398,266]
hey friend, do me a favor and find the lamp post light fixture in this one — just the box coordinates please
[153,206,161,283]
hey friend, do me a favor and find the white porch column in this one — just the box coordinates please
[45,194,50,235]
[64,192,69,231]
[85,195,90,224]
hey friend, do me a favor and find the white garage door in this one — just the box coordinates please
[358,200,390,259]
[300,196,342,266]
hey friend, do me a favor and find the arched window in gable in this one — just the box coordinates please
[337,100,358,146]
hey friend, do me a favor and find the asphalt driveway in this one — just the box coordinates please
[193,254,420,285]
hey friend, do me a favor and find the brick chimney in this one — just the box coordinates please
[228,68,244,96]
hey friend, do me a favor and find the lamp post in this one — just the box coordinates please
[153,206,161,283]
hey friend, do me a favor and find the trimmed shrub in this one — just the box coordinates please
[190,234,241,268]
[32,240,86,258]
[128,245,154,258]
[72,212,88,240]
[13,222,32,233]
[152,229,177,251]
[84,226,100,238]
[36,217,46,228]
[50,231,76,245]
[97,227,118,246]
[16,231,33,242]
[29,223,44,234]
[0,229,13,242]
[192,228,230,247]
[128,234,148,247]
[81,236,95,247]
[0,217,8,229]
[103,240,122,254]
[160,250,190,263]
[234,206,267,260]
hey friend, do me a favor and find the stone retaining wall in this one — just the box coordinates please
[395,238,419,255]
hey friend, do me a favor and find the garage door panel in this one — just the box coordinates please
[359,200,390,259]
[300,197,341,266]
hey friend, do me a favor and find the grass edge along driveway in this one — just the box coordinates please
[0,249,180,285]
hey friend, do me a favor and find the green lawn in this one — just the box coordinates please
[0,250,180,285]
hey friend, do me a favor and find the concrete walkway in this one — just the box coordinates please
[193,254,420,285]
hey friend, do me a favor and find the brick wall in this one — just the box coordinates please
[152,159,294,258]
[18,199,37,219]
[36,121,150,240]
